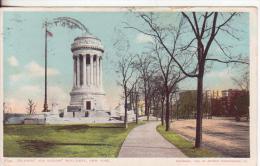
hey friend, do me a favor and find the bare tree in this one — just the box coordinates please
[181,12,248,148]
[114,29,138,128]
[231,66,249,121]
[150,74,165,125]
[116,55,136,128]
[133,53,154,121]
[26,99,36,115]
[127,12,248,147]
[127,14,186,131]
[152,43,186,131]
[148,74,162,121]
[232,69,249,91]
[130,79,141,124]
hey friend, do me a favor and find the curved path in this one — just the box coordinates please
[118,121,186,157]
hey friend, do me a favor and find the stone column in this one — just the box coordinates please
[77,55,80,87]
[93,56,96,86]
[90,54,93,85]
[87,55,90,86]
[83,55,86,86]
[100,57,102,88]
[73,57,76,87]
[96,56,100,87]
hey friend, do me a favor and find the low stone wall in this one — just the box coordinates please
[5,114,46,125]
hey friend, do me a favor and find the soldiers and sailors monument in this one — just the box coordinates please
[5,17,135,124]
[66,34,109,118]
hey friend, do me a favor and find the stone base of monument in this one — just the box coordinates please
[45,116,122,124]
[44,108,137,124]
[43,108,124,124]
[5,111,137,125]
[45,114,122,125]
[64,108,110,118]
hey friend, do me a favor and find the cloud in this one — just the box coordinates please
[48,86,70,108]
[4,98,26,113]
[9,73,23,82]
[180,68,239,90]
[204,67,235,90]
[19,85,41,94]
[5,96,42,114]
[8,61,60,82]
[8,56,19,67]
[205,67,234,79]
[136,33,154,43]
[5,85,42,113]
[6,85,70,113]
[25,61,60,77]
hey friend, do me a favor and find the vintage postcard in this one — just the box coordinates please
[0,5,258,166]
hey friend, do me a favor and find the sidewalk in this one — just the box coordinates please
[118,121,186,157]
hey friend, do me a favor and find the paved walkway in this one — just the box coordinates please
[118,121,186,157]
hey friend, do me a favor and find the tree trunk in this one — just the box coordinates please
[234,106,240,122]
[161,99,164,126]
[144,82,149,121]
[124,86,128,128]
[135,94,139,124]
[147,104,150,121]
[195,41,205,148]
[176,98,179,120]
[195,75,204,148]
[170,95,173,122]
[165,90,170,131]
[135,108,138,124]
[156,98,159,121]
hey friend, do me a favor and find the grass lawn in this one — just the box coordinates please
[4,122,142,157]
[156,125,221,157]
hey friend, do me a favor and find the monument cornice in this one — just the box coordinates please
[71,35,104,53]
[71,46,104,53]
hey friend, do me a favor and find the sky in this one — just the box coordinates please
[3,11,249,113]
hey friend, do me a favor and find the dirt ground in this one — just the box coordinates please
[171,118,250,157]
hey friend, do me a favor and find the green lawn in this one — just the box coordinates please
[156,125,221,157]
[4,123,142,157]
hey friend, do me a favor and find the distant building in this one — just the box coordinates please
[176,89,249,118]
[218,89,248,116]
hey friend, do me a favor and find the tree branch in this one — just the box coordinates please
[205,58,249,64]
[182,12,198,38]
